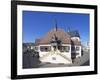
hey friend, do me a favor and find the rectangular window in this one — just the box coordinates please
[76,53,79,55]
[65,46,70,52]
[61,46,70,52]
[40,46,51,52]
[76,46,80,51]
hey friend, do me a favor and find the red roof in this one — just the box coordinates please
[35,28,81,45]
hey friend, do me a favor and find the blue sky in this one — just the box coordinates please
[22,11,89,44]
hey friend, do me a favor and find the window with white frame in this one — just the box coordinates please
[61,46,70,52]
[76,46,80,51]
[40,46,51,52]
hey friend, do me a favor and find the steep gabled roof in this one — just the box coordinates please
[35,28,81,46]
[35,28,71,45]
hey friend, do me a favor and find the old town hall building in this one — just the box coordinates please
[34,22,81,64]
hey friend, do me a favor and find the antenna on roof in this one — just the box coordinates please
[67,27,71,32]
[54,18,58,31]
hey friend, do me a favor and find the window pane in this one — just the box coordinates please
[76,47,79,51]
[65,46,70,52]
[76,53,79,55]
[40,46,51,52]
[61,46,70,52]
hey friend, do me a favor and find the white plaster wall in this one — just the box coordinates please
[40,53,72,64]
[38,44,51,57]
[61,44,72,60]
[39,44,72,63]
[39,44,72,59]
